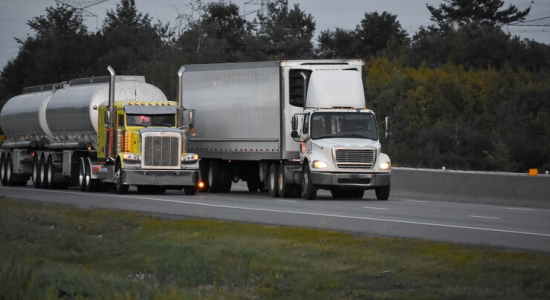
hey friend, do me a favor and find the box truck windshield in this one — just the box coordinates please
[310,112,378,140]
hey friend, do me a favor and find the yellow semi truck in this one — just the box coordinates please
[0,67,200,194]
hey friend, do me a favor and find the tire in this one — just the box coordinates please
[184,186,197,195]
[39,156,48,189]
[85,159,99,192]
[208,160,222,193]
[0,155,8,186]
[247,180,260,192]
[220,161,232,193]
[268,163,279,198]
[32,156,41,188]
[351,189,365,199]
[78,158,86,191]
[198,160,210,192]
[301,164,317,200]
[46,157,56,189]
[375,184,390,201]
[115,165,129,195]
[277,165,293,198]
[5,156,14,186]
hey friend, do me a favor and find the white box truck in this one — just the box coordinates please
[177,60,391,200]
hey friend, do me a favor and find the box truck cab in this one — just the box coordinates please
[290,68,391,200]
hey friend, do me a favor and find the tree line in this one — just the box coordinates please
[1,0,549,172]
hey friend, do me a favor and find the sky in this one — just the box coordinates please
[0,0,548,69]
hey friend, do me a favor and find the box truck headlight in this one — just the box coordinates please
[379,162,391,170]
[182,153,199,163]
[312,160,329,169]
[123,153,140,162]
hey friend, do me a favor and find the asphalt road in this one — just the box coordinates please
[1,183,550,253]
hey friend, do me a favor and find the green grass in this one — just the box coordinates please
[1,197,549,299]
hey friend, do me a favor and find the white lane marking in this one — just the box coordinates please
[3,187,550,238]
[505,207,534,211]
[275,200,298,203]
[403,200,428,204]
[468,215,501,220]
[363,206,389,210]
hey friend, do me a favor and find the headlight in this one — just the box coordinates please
[312,160,329,169]
[379,162,391,170]
[182,153,199,163]
[122,153,140,162]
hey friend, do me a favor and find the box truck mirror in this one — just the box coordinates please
[291,115,298,131]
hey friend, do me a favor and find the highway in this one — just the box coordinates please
[1,183,550,253]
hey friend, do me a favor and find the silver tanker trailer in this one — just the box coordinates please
[0,67,200,194]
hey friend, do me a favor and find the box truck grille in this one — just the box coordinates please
[143,135,180,169]
[334,149,375,169]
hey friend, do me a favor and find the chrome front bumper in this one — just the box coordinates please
[310,172,390,188]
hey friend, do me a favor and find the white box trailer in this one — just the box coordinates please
[178,60,391,200]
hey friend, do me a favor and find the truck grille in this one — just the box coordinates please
[334,148,375,169]
[142,135,181,169]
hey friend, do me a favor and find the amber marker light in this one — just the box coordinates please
[198,181,205,189]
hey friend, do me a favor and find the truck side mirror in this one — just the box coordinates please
[384,116,391,140]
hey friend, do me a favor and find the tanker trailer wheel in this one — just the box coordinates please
[32,156,41,188]
[46,156,57,189]
[375,184,390,201]
[85,158,99,192]
[5,155,14,186]
[39,155,48,189]
[78,158,86,191]
[0,154,6,186]
[277,164,293,198]
[114,162,129,194]
[301,164,317,200]
[268,163,279,198]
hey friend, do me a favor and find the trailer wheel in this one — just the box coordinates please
[301,164,317,200]
[5,156,14,186]
[375,184,390,201]
[268,163,279,198]
[32,156,41,188]
[39,156,48,189]
[208,160,222,193]
[78,158,86,191]
[46,156,56,189]
[220,161,232,193]
[277,165,293,198]
[0,154,6,186]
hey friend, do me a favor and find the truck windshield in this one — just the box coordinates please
[310,112,378,140]
[126,114,176,127]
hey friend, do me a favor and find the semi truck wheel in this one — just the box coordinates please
[5,156,14,186]
[277,165,293,198]
[115,164,129,194]
[39,156,48,189]
[268,163,279,198]
[301,164,317,200]
[375,184,390,201]
[78,158,86,191]
[85,158,99,192]
[208,160,222,193]
[46,157,56,189]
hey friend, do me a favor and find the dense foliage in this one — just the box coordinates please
[1,0,549,172]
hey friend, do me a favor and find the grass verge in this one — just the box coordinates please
[1,197,549,299]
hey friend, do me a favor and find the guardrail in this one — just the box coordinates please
[391,168,550,209]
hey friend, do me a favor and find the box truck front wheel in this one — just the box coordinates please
[375,184,390,201]
[302,164,317,200]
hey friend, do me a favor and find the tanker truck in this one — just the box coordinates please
[0,67,200,195]
[177,60,391,200]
